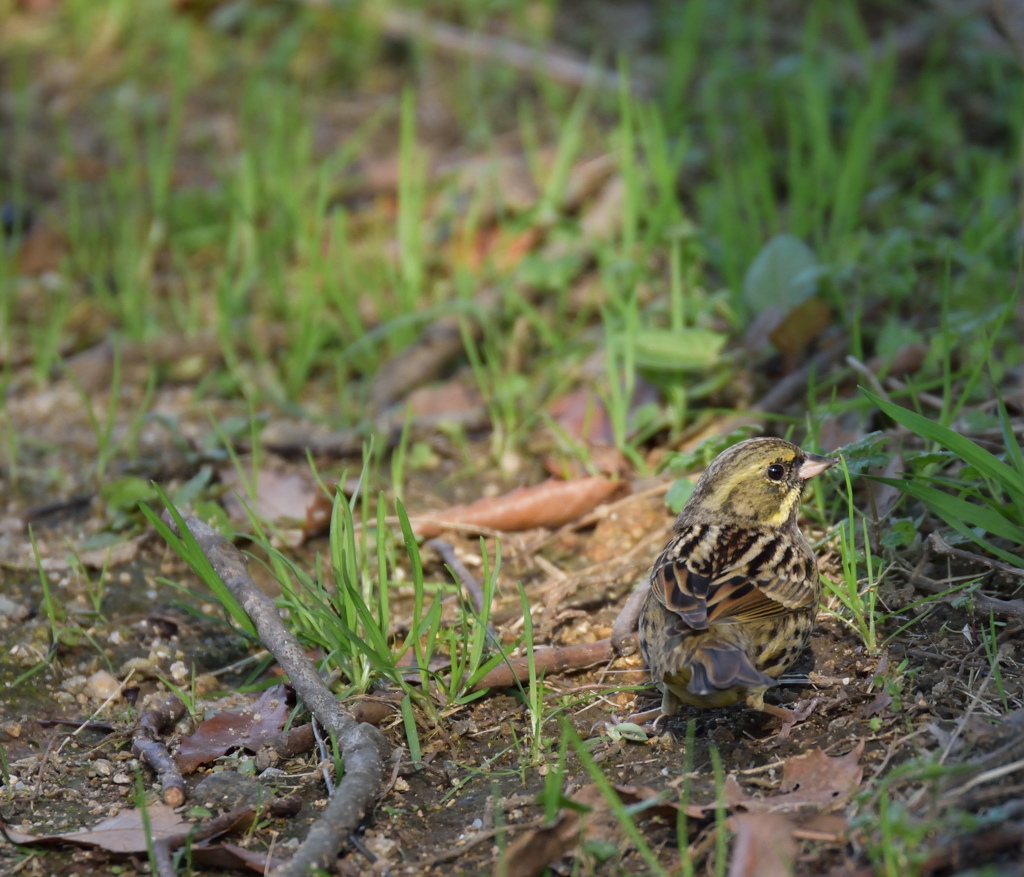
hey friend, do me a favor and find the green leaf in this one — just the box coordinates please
[101,476,158,514]
[742,234,819,313]
[864,389,1024,506]
[172,465,214,508]
[142,488,258,637]
[632,328,726,372]
[665,478,695,514]
[879,519,917,549]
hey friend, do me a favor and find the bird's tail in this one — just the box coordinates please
[671,629,776,696]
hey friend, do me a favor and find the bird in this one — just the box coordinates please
[636,437,836,734]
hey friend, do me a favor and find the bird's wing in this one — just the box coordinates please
[650,523,817,630]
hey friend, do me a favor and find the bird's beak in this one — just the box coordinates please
[797,453,837,481]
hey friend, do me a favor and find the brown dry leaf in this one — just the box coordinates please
[548,389,616,446]
[220,467,318,527]
[545,386,626,478]
[723,741,865,814]
[855,690,893,720]
[543,445,629,480]
[304,476,364,538]
[367,319,466,412]
[580,175,626,241]
[413,476,627,538]
[867,341,928,378]
[497,811,581,877]
[494,784,618,877]
[77,535,145,570]
[17,222,67,275]
[728,812,798,877]
[768,297,832,362]
[192,842,290,874]
[176,685,291,774]
[304,493,334,539]
[452,225,541,274]
[1,805,188,852]
[611,783,706,820]
[406,381,483,418]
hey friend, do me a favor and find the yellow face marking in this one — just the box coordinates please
[763,486,802,527]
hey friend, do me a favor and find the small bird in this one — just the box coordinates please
[637,437,835,733]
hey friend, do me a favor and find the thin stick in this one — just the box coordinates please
[161,511,390,877]
[375,8,648,96]
[425,539,487,615]
[928,531,1024,581]
[469,638,614,691]
[908,567,1024,622]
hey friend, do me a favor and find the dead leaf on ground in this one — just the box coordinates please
[723,741,865,814]
[494,784,620,877]
[220,466,322,546]
[192,842,289,873]
[855,690,893,720]
[0,534,145,572]
[611,783,706,820]
[580,175,626,241]
[175,684,291,774]
[544,382,659,478]
[77,535,145,570]
[1,805,188,852]
[548,389,616,446]
[406,380,483,418]
[768,296,832,365]
[413,476,627,538]
[451,225,541,274]
[728,812,798,877]
[17,221,67,275]
[867,341,928,378]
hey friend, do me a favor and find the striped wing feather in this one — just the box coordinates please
[651,523,816,629]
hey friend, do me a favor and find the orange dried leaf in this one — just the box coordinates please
[723,741,864,814]
[728,812,798,877]
[176,685,291,774]
[413,476,627,538]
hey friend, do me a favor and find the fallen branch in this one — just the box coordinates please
[908,567,1024,622]
[160,511,390,877]
[425,538,489,616]
[928,531,1024,581]
[264,406,489,458]
[610,584,648,656]
[132,695,187,807]
[375,8,649,97]
[470,639,613,691]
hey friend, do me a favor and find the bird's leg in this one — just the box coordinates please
[627,688,679,733]
[752,696,822,741]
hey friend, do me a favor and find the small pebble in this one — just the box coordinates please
[83,670,121,702]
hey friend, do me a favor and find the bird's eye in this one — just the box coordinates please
[766,463,785,482]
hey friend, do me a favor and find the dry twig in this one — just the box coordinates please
[375,8,648,96]
[928,531,1024,581]
[160,511,390,877]
[131,695,187,807]
[469,639,613,691]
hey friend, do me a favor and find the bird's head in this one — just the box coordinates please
[677,437,836,530]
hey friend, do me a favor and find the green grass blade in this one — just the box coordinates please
[864,389,1024,504]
